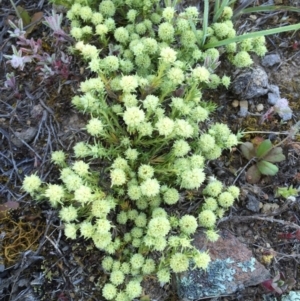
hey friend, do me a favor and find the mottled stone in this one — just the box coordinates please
[177,230,270,300]
[11,127,37,147]
[232,67,269,99]
[261,54,281,67]
[246,194,261,213]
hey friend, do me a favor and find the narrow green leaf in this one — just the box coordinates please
[237,5,300,16]
[16,5,31,26]
[263,147,285,163]
[257,160,278,176]
[203,23,300,49]
[201,0,209,47]
[256,139,273,158]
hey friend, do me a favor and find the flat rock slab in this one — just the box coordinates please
[177,230,270,300]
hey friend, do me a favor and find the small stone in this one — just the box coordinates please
[232,67,269,99]
[256,104,264,112]
[261,54,281,67]
[239,100,248,117]
[246,194,260,212]
[177,230,270,300]
[11,127,37,147]
[232,100,239,108]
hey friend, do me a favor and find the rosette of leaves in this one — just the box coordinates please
[240,138,285,184]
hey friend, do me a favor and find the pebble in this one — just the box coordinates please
[261,54,281,67]
[256,104,264,112]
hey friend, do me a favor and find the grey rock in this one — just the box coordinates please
[177,230,270,300]
[232,67,269,99]
[261,54,281,67]
[246,194,260,212]
[11,127,37,147]
[268,84,281,105]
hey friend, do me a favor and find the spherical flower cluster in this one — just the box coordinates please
[80,221,95,239]
[102,256,114,271]
[102,55,119,72]
[174,119,194,138]
[120,75,138,93]
[142,258,156,274]
[72,160,89,177]
[180,168,205,190]
[93,232,112,250]
[91,12,103,25]
[127,209,139,220]
[114,27,129,44]
[157,268,171,283]
[179,215,198,235]
[147,216,171,237]
[143,95,159,111]
[124,148,138,161]
[86,118,104,137]
[155,117,174,136]
[162,7,175,22]
[180,30,197,48]
[167,67,185,86]
[213,22,229,38]
[185,6,199,19]
[160,47,177,64]
[198,133,215,152]
[74,185,93,204]
[158,22,175,41]
[102,283,117,300]
[99,0,116,17]
[110,270,125,286]
[140,178,160,197]
[192,66,210,83]
[44,184,65,207]
[173,139,191,157]
[135,22,147,35]
[135,213,147,228]
[204,179,223,197]
[125,280,142,300]
[222,6,233,20]
[116,292,130,301]
[64,223,77,240]
[194,251,211,269]
[202,197,218,211]
[222,75,231,88]
[163,188,180,205]
[63,174,83,191]
[81,26,92,36]
[131,227,143,238]
[218,191,235,208]
[191,106,209,122]
[130,253,145,269]
[59,205,78,223]
[227,185,240,198]
[127,184,142,200]
[189,154,205,169]
[123,106,145,128]
[138,164,154,179]
[80,6,92,21]
[112,157,129,170]
[70,27,82,40]
[127,9,137,22]
[205,229,220,242]
[95,218,112,234]
[226,133,238,148]
[198,210,216,228]
[22,174,42,194]
[110,168,126,186]
[143,38,158,54]
[95,24,108,36]
[138,122,153,137]
[170,252,189,273]
[233,51,253,68]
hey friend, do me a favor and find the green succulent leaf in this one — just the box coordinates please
[276,186,299,199]
[240,142,255,160]
[263,147,285,163]
[256,139,273,158]
[257,160,278,176]
[246,164,262,184]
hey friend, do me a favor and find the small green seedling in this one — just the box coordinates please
[240,139,285,184]
[276,186,299,199]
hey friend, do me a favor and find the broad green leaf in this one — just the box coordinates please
[240,142,255,160]
[246,164,261,184]
[257,160,278,176]
[263,147,285,163]
[256,139,272,158]
[16,6,31,26]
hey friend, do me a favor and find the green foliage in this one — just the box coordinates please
[240,139,285,184]
[276,186,299,199]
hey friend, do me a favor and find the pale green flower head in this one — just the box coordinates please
[203,178,223,197]
[125,280,142,300]
[93,232,112,250]
[74,185,93,204]
[157,268,171,284]
[110,270,125,286]
[138,164,154,180]
[45,184,65,207]
[80,6,93,21]
[174,119,194,138]
[64,223,77,240]
[153,236,167,251]
[173,139,191,157]
[137,121,153,137]
[120,75,139,93]
[163,188,180,205]
[114,27,129,44]
[203,197,218,211]
[110,168,126,186]
[180,168,205,190]
[127,9,137,22]
[123,106,145,128]
[147,216,171,237]
[142,258,156,275]
[160,47,177,64]
[59,205,78,223]
[95,24,108,36]
[63,174,83,192]
[140,178,160,197]
[128,184,142,200]
[155,117,175,136]
[170,252,189,273]
[95,218,112,234]
[158,22,175,42]
[143,95,159,111]
[130,253,145,269]
[198,209,216,228]
[192,66,210,83]
[72,160,89,177]
[91,12,104,25]
[162,7,175,22]
[79,221,95,239]
[194,251,211,270]
[179,214,198,235]
[86,118,104,137]
[213,22,229,38]
[218,191,235,208]
[227,185,240,199]
[22,174,42,194]
[102,283,117,300]
[99,0,116,17]
[167,67,185,86]
[102,256,114,271]
[233,51,253,68]
[206,229,220,242]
